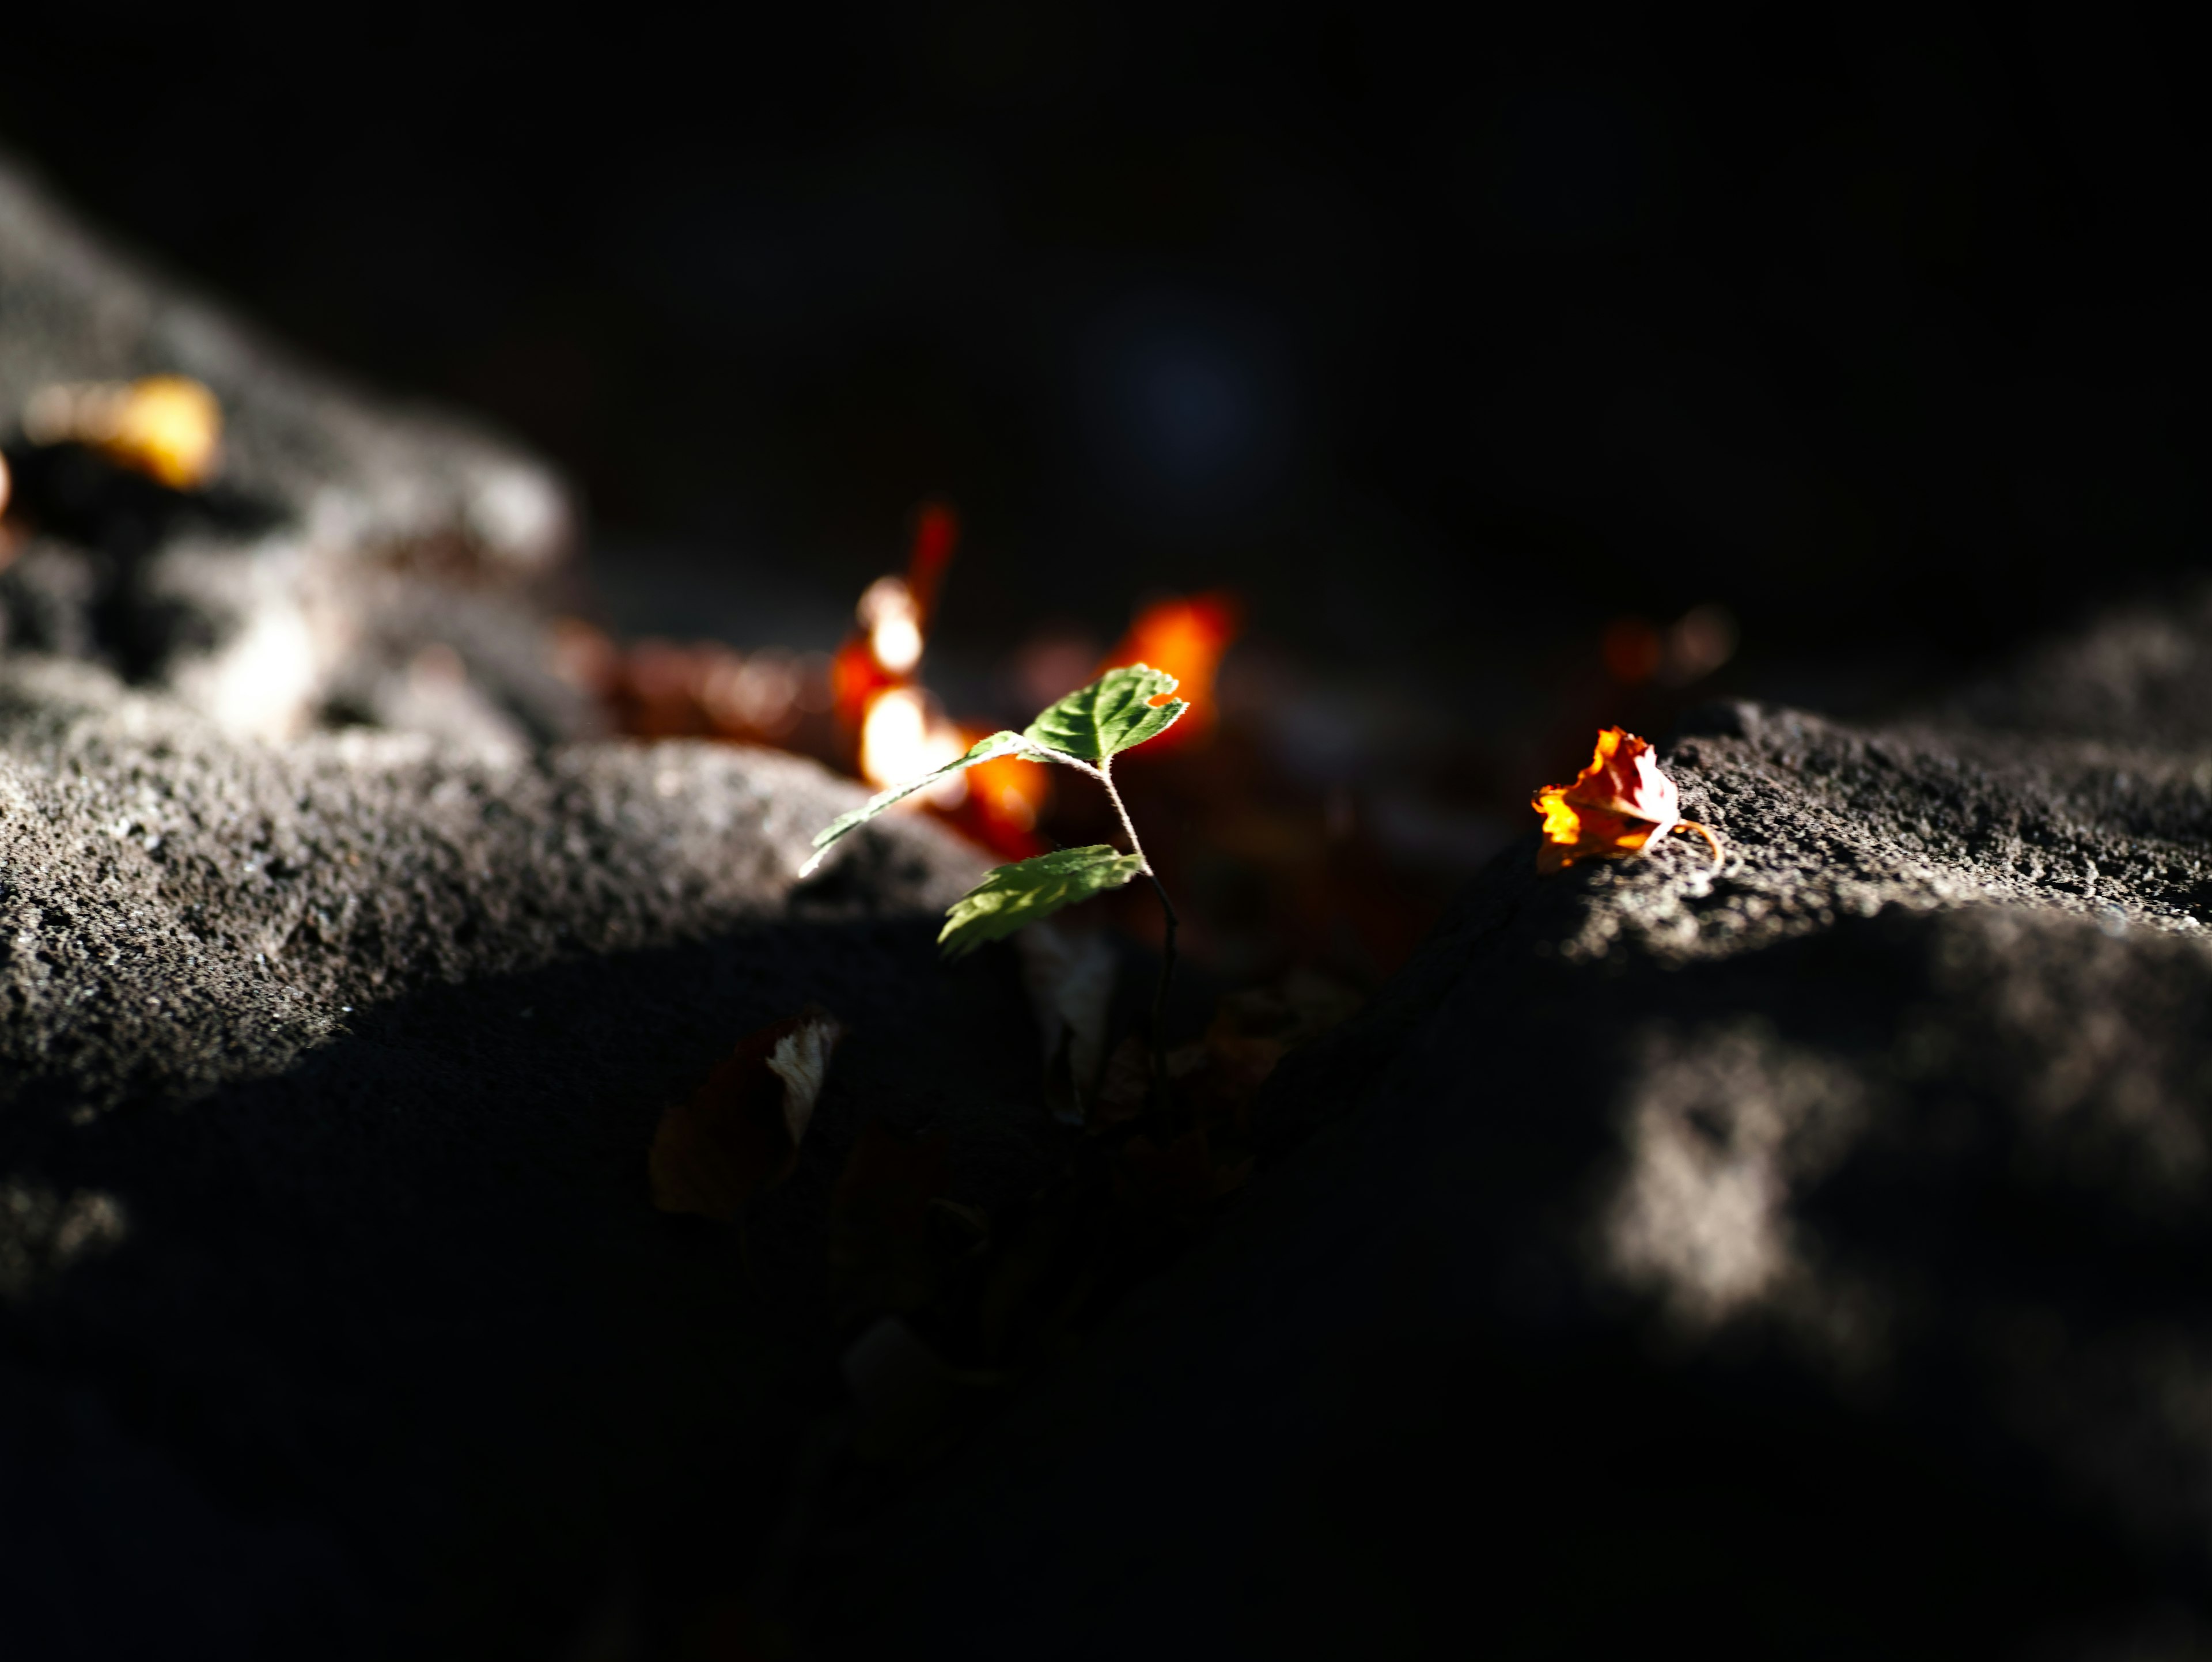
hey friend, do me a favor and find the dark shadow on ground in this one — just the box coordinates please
[1,908,1043,1660]
[821,877,2212,1659]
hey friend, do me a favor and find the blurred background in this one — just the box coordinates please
[2,2,2200,980]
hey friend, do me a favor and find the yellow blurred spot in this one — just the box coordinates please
[22,374,223,490]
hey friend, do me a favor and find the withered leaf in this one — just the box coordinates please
[648,1009,845,1221]
[1533,727,1721,874]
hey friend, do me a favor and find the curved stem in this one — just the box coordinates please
[1097,759,1180,1107]
[1673,819,1725,870]
[1096,758,1150,873]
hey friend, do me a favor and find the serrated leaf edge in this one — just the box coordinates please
[937,845,1146,960]
[1022,664,1188,762]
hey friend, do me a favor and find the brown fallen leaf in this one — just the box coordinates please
[649,1009,844,1221]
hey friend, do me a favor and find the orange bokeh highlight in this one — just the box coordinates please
[1601,618,1663,685]
[835,501,964,772]
[951,745,1053,861]
[1100,590,1241,748]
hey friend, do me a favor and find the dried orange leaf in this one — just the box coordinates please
[648,1010,844,1220]
[1533,727,1722,874]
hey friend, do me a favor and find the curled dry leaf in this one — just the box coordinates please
[1533,727,1723,874]
[648,1009,845,1221]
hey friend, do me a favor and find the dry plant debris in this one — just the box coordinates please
[648,1010,845,1222]
[1533,726,1724,874]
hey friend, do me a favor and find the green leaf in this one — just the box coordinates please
[801,731,1031,877]
[1022,664,1187,763]
[938,845,1145,960]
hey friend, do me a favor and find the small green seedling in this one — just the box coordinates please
[804,665,1187,1081]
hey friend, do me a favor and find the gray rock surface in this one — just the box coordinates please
[0,654,1055,1659]
[3,156,1085,1659]
[1,147,593,749]
[831,594,2212,1660]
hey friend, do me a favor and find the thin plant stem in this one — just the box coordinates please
[1672,819,1725,870]
[1096,759,1180,1105]
[1093,756,1147,869]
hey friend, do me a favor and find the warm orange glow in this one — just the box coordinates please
[833,499,965,763]
[1531,789,1655,874]
[967,748,1048,830]
[832,637,894,730]
[1101,590,1240,747]
[24,375,223,489]
[1602,617,1662,684]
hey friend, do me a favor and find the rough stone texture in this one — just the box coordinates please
[832,595,2212,1661]
[0,654,1058,1660]
[1,148,594,748]
[2,158,1085,1659]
